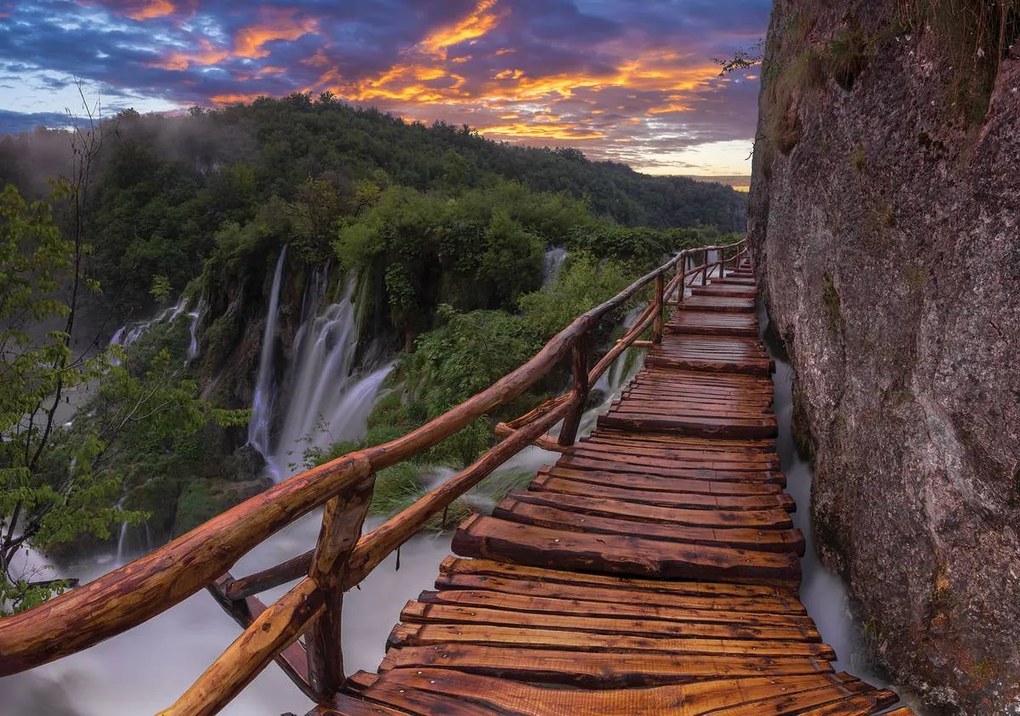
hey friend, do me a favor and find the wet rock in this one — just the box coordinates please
[749,2,1020,712]
[232,443,267,481]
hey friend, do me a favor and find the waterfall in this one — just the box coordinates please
[259,271,394,480]
[186,298,204,363]
[247,246,289,459]
[543,247,568,286]
[115,520,129,565]
[109,295,200,366]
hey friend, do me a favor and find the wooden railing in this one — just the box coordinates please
[0,238,748,715]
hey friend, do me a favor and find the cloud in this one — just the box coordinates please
[0,109,72,133]
[0,0,770,174]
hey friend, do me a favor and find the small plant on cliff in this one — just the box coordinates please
[851,145,868,172]
[822,273,843,332]
[826,24,873,90]
[899,0,1020,122]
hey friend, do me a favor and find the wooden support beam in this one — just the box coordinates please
[306,474,375,698]
[159,577,324,716]
[225,551,313,601]
[207,575,315,702]
[652,273,665,346]
[558,335,590,447]
[493,423,566,452]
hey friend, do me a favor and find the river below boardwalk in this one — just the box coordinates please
[0,514,452,715]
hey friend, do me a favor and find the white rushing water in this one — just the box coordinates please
[542,246,568,285]
[0,514,451,716]
[108,293,206,367]
[247,246,289,460]
[254,269,394,481]
[758,300,887,684]
[185,300,204,363]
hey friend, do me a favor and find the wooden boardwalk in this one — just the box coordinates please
[321,264,910,714]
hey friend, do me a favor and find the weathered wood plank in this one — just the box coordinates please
[415,589,815,628]
[388,624,834,659]
[504,490,794,529]
[453,515,800,585]
[399,601,819,642]
[437,557,801,602]
[379,644,833,687]
[493,499,805,555]
[528,474,795,512]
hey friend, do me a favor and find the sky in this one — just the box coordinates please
[0,0,769,176]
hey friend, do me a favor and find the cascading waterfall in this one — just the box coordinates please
[543,247,568,286]
[109,294,205,366]
[186,299,204,363]
[247,246,289,461]
[251,266,394,481]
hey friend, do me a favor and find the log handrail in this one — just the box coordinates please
[0,237,747,713]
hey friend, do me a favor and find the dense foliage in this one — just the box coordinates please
[0,184,249,613]
[0,95,745,320]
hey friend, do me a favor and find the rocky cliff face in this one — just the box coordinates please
[748,2,1020,712]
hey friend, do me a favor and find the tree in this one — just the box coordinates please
[0,184,118,612]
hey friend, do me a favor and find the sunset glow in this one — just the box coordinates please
[0,0,769,176]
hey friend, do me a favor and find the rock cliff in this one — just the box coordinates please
[748,1,1020,712]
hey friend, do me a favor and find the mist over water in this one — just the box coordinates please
[0,514,452,716]
[758,301,886,684]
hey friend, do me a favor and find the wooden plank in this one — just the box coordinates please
[598,411,778,439]
[539,465,784,495]
[583,431,775,452]
[433,573,805,615]
[357,668,851,715]
[389,624,834,660]
[416,589,814,628]
[399,601,819,642]
[795,690,903,715]
[645,354,773,375]
[308,693,408,715]
[505,490,794,530]
[452,515,800,585]
[379,644,833,687]
[493,499,805,555]
[437,557,802,603]
[528,474,795,512]
[677,295,756,312]
[706,682,898,716]
[343,671,497,715]
[566,442,780,467]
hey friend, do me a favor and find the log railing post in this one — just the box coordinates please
[702,249,708,286]
[558,334,589,447]
[652,272,665,345]
[306,473,375,700]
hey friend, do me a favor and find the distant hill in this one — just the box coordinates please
[0,95,747,233]
[684,175,751,192]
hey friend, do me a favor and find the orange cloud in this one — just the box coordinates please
[480,122,604,141]
[234,12,319,59]
[210,92,265,105]
[418,0,504,58]
[153,9,317,70]
[126,0,175,20]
